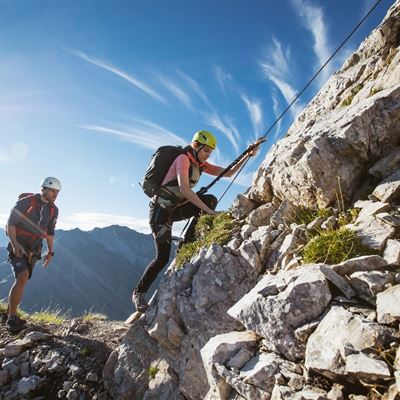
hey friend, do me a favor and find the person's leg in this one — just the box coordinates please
[132,205,172,312]
[171,194,217,243]
[8,269,29,317]
[6,254,30,332]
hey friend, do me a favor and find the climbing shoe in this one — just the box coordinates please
[132,292,148,313]
[6,316,26,334]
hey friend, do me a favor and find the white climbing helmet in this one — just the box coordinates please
[41,177,62,191]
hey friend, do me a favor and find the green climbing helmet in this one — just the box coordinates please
[192,130,217,150]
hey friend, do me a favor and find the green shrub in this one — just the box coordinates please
[302,227,363,264]
[175,213,238,268]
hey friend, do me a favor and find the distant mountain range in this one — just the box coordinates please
[0,225,174,320]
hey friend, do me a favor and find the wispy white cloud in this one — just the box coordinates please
[292,2,333,84]
[68,49,166,104]
[79,119,186,150]
[177,70,213,109]
[272,95,283,140]
[241,95,263,138]
[204,112,240,153]
[361,0,377,23]
[260,37,304,117]
[156,74,193,111]
[213,65,232,95]
[0,142,29,163]
[231,170,257,188]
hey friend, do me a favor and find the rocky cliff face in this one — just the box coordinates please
[103,2,400,399]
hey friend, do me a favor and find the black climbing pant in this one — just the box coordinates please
[134,194,217,295]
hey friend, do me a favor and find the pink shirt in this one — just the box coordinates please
[162,154,220,185]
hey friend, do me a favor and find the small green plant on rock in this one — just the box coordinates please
[341,83,363,107]
[302,227,363,264]
[368,86,383,97]
[385,46,398,66]
[338,208,360,227]
[292,206,332,226]
[175,212,238,268]
[148,366,159,380]
[80,347,92,356]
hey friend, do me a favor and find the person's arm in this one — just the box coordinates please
[205,141,261,178]
[177,170,218,215]
[7,225,25,257]
[42,235,54,267]
[42,207,58,267]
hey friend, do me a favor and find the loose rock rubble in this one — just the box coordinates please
[0,318,127,400]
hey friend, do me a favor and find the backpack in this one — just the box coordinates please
[140,146,191,198]
[5,193,55,238]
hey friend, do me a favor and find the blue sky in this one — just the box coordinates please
[0,0,393,233]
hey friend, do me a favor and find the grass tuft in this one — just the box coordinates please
[292,206,333,226]
[83,312,107,321]
[175,213,238,268]
[30,307,68,325]
[302,227,364,264]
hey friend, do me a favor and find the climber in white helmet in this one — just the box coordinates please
[2,177,61,333]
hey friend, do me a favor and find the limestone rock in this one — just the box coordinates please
[231,194,259,220]
[201,331,257,400]
[4,338,33,358]
[238,240,262,273]
[332,255,388,276]
[103,320,160,400]
[270,200,296,228]
[372,170,400,203]
[305,306,395,383]
[145,245,259,399]
[377,285,400,324]
[349,216,395,251]
[246,203,277,228]
[228,265,332,361]
[17,375,42,395]
[384,239,400,265]
[241,224,257,240]
[355,201,391,223]
[369,147,400,179]
[349,270,395,304]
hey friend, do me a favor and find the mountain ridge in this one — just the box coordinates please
[0,224,167,320]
